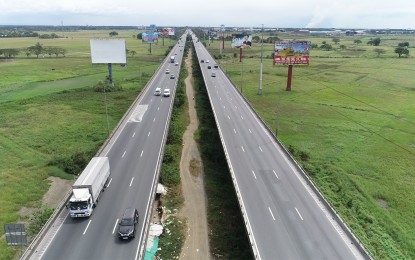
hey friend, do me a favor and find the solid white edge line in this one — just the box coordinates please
[112,219,119,234]
[252,170,257,179]
[83,220,92,235]
[295,207,304,221]
[268,207,276,221]
[129,177,134,187]
[107,178,113,187]
[122,151,126,158]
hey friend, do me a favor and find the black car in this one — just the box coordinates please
[118,208,139,239]
[207,65,211,69]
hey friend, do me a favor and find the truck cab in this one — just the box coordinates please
[68,188,94,217]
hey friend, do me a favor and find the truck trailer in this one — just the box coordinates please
[68,157,110,218]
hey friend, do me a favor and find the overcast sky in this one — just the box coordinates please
[0,0,414,29]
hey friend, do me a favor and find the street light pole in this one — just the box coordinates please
[258,24,264,95]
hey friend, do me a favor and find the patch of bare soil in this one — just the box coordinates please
[178,50,211,259]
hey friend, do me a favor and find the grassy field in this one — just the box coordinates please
[0,29,172,259]
[205,33,415,259]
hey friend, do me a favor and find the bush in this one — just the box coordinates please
[49,149,93,175]
[94,80,122,92]
[160,164,180,187]
[28,208,54,235]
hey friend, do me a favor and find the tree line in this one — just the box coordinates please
[0,43,67,58]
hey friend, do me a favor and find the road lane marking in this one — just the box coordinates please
[130,177,134,187]
[259,146,263,152]
[112,219,119,234]
[107,178,113,187]
[140,150,144,157]
[220,97,222,101]
[157,107,160,111]
[241,115,244,120]
[228,115,230,120]
[273,170,279,179]
[132,132,136,138]
[249,128,252,134]
[83,220,92,235]
[153,117,156,122]
[295,207,304,221]
[223,105,226,109]
[122,151,126,158]
[268,207,276,221]
[148,131,151,137]
[252,170,257,179]
[233,129,236,134]
[241,146,245,152]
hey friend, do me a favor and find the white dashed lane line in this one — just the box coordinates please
[122,151,126,158]
[129,177,134,187]
[83,220,92,235]
[295,207,304,221]
[112,219,119,234]
[268,207,276,221]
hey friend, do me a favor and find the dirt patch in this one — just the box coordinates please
[377,198,389,209]
[178,50,211,260]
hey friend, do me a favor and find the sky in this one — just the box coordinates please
[0,0,414,29]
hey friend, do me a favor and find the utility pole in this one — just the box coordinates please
[258,24,264,95]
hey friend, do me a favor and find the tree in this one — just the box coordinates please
[339,44,346,50]
[0,48,20,58]
[109,31,118,37]
[374,48,386,57]
[354,39,362,45]
[27,42,44,58]
[367,37,381,46]
[398,42,409,47]
[320,43,333,51]
[332,37,340,44]
[136,33,142,40]
[395,47,409,57]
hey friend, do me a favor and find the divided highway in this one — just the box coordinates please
[191,33,368,259]
[27,35,186,260]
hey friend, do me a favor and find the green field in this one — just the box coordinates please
[0,29,172,259]
[205,33,415,259]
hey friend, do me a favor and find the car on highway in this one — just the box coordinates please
[165,69,170,74]
[211,72,216,77]
[175,62,179,66]
[214,64,219,69]
[200,60,204,63]
[163,89,171,97]
[154,88,162,96]
[170,74,175,79]
[207,65,211,69]
[206,60,210,63]
[118,208,139,240]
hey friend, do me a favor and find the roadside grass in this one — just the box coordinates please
[192,45,253,259]
[0,30,171,259]
[205,33,415,258]
[157,41,189,260]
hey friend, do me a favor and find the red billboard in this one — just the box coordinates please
[274,41,310,64]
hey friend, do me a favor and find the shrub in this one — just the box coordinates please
[94,80,122,92]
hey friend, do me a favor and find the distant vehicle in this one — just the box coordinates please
[211,72,216,77]
[206,60,210,63]
[118,208,139,240]
[67,157,110,218]
[170,74,175,79]
[170,55,175,63]
[200,60,204,63]
[207,66,211,69]
[154,88,162,96]
[175,62,179,66]
[163,89,171,97]
[214,64,219,69]
[165,69,170,74]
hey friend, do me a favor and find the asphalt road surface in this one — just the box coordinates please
[191,33,366,260]
[34,35,186,260]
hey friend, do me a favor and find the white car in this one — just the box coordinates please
[206,60,210,63]
[165,69,170,74]
[163,89,171,97]
[175,62,179,66]
[211,72,216,77]
[170,74,175,79]
[154,88,161,96]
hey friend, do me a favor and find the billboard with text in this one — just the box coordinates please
[231,34,252,48]
[274,41,310,64]
[142,32,159,43]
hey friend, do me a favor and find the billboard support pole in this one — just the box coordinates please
[286,65,293,91]
[240,47,242,62]
[258,24,264,95]
[149,43,152,54]
[104,63,111,136]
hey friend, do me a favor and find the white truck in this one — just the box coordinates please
[170,55,175,63]
[67,157,110,218]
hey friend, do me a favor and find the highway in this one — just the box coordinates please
[29,35,186,260]
[191,33,367,259]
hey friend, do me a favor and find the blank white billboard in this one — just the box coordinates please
[90,39,127,64]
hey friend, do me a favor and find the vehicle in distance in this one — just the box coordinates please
[211,72,216,77]
[170,55,175,63]
[163,89,171,97]
[67,157,110,218]
[118,208,139,240]
[154,88,161,96]
[206,60,209,63]
[175,62,179,66]
[207,65,211,69]
[200,60,204,63]
[214,64,219,69]
[165,69,170,74]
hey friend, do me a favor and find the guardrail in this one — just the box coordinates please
[21,48,172,260]
[192,37,373,260]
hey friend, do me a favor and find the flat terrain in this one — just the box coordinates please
[205,33,415,259]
